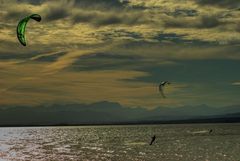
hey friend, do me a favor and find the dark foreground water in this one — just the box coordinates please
[0,123,240,161]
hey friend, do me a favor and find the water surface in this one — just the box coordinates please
[0,123,240,161]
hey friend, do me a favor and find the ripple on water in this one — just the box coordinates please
[0,124,239,160]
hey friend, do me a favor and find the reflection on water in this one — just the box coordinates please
[0,124,240,161]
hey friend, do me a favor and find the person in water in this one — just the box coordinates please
[149,135,156,145]
[209,129,213,134]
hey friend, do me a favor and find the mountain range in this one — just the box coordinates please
[0,101,240,126]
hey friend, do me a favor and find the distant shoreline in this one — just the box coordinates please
[0,117,240,127]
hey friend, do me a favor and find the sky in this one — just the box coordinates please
[0,0,240,109]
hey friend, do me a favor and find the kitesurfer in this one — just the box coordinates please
[150,135,156,145]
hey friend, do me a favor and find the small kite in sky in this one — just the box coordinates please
[159,81,170,98]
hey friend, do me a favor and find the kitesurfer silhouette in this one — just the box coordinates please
[149,135,156,145]
[209,129,213,134]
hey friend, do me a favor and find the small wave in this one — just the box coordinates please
[125,142,147,146]
[190,130,209,134]
[82,146,103,151]
[139,152,146,155]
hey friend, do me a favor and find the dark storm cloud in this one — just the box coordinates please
[3,6,67,23]
[28,0,145,26]
[163,15,221,29]
[70,52,143,71]
[163,17,191,28]
[95,16,123,26]
[72,11,144,26]
[97,29,143,41]
[196,0,240,8]
[199,15,221,28]
[153,33,214,45]
[45,7,70,21]
[73,0,129,10]
[72,12,96,23]
[11,0,129,10]
[16,0,46,5]
[166,9,198,17]
[15,0,129,9]
[3,9,31,21]
[65,0,145,26]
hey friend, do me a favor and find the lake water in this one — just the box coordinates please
[0,123,240,161]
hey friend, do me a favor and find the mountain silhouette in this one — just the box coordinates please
[0,102,239,126]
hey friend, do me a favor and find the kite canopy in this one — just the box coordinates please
[17,14,42,46]
[159,81,170,98]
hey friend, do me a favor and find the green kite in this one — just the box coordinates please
[17,14,41,46]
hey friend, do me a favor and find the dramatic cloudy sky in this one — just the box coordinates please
[0,0,240,109]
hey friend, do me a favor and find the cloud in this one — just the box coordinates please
[3,7,31,21]
[1,0,240,46]
[69,52,144,71]
[0,62,163,108]
[199,15,221,28]
[45,7,70,21]
[167,9,198,17]
[42,44,115,74]
[71,9,146,27]
[1,0,240,108]
[72,0,129,10]
[110,40,240,60]
[232,82,240,86]
[196,0,240,8]
[16,0,46,5]
[29,51,67,62]
[163,15,221,29]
